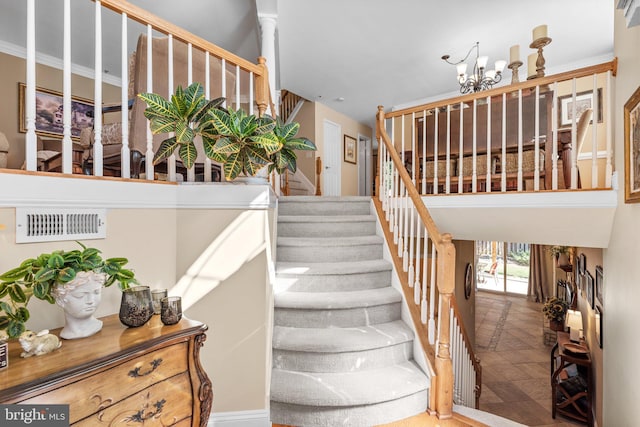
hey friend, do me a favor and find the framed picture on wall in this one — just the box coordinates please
[595,265,604,305]
[624,85,640,203]
[558,88,603,129]
[18,83,94,141]
[595,305,603,349]
[586,271,595,309]
[344,134,357,164]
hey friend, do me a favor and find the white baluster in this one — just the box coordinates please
[167,35,177,182]
[517,88,523,191]
[422,109,427,194]
[63,0,73,174]
[25,0,37,171]
[421,229,429,324]
[446,105,451,194]
[249,70,254,115]
[408,204,415,287]
[606,71,613,188]
[414,213,422,291]
[428,241,437,344]
[472,98,477,193]
[235,64,241,109]
[501,93,507,192]
[145,24,154,180]
[486,95,491,192]
[221,58,227,109]
[433,107,439,194]
[571,78,578,189]
[458,101,464,193]
[186,43,195,182]
[534,85,540,191]
[592,73,599,188]
[120,12,130,178]
[402,186,409,269]
[203,52,212,182]
[552,82,559,190]
[411,111,416,184]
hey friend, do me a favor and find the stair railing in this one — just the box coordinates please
[450,297,482,409]
[375,106,459,419]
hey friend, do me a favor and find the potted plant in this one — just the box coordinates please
[139,82,316,181]
[0,242,138,339]
[547,245,571,267]
[542,296,569,331]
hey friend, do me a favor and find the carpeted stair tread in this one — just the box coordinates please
[271,361,428,407]
[278,214,375,223]
[278,235,383,247]
[272,320,414,353]
[275,287,401,309]
[280,196,370,202]
[276,259,392,277]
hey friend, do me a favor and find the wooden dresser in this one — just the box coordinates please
[0,314,212,426]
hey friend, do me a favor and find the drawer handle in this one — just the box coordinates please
[124,398,166,423]
[128,358,163,378]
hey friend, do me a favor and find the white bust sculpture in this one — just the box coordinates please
[52,271,106,339]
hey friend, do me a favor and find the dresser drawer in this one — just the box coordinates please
[73,372,193,426]
[23,342,188,423]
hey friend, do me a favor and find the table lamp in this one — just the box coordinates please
[566,309,583,342]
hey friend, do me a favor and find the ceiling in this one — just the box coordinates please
[0,0,614,126]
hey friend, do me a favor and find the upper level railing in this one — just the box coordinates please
[19,0,274,183]
[386,60,617,195]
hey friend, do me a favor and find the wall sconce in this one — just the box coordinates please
[566,309,583,342]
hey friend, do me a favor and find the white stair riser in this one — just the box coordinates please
[273,341,414,372]
[274,303,401,328]
[277,243,382,262]
[277,221,375,237]
[274,270,391,292]
[279,201,370,216]
[270,390,430,427]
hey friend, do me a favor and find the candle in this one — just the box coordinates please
[527,53,537,78]
[532,24,548,41]
[510,45,520,63]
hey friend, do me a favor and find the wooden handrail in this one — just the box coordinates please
[451,296,482,409]
[96,0,262,75]
[385,59,617,119]
[376,105,457,419]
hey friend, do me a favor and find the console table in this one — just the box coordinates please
[550,331,592,426]
[0,314,212,426]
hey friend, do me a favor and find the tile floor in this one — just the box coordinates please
[475,292,583,426]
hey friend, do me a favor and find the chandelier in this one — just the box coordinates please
[441,42,506,94]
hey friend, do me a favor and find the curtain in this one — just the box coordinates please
[528,244,554,302]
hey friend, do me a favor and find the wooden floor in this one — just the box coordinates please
[476,292,583,426]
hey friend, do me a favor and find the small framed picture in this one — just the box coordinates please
[595,265,603,305]
[344,135,357,164]
[558,88,603,129]
[595,305,603,349]
[624,85,640,203]
[586,271,595,309]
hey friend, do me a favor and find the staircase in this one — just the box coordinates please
[271,196,430,427]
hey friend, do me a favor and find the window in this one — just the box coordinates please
[475,241,530,295]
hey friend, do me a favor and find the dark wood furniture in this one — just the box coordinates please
[550,331,592,426]
[0,314,212,426]
[40,140,84,174]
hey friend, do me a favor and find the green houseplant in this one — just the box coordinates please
[0,242,138,338]
[542,297,569,331]
[547,245,571,267]
[139,82,316,181]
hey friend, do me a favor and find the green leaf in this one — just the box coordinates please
[117,269,135,280]
[0,265,30,281]
[153,137,179,165]
[104,275,117,288]
[283,137,317,151]
[0,316,9,329]
[183,83,206,118]
[178,142,198,170]
[224,151,245,180]
[8,284,27,303]
[7,320,25,339]
[139,92,180,120]
[33,282,50,299]
[209,108,234,136]
[33,268,56,284]
[149,116,180,135]
[82,247,101,258]
[15,307,29,323]
[212,137,241,155]
[251,133,281,155]
[57,267,76,283]
[0,283,8,298]
[106,257,128,267]
[0,301,14,316]
[193,97,225,123]
[174,120,195,144]
[277,122,300,140]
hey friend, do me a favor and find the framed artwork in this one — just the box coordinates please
[464,263,472,299]
[579,253,586,276]
[595,265,603,305]
[586,271,594,309]
[18,82,94,141]
[558,88,603,129]
[595,305,603,349]
[344,135,357,164]
[624,85,640,203]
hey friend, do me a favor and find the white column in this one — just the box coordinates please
[25,0,37,171]
[258,14,278,109]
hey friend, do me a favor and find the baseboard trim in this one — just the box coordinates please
[208,409,270,427]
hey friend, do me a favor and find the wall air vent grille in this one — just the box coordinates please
[16,208,107,243]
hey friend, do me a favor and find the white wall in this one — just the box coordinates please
[603,4,640,425]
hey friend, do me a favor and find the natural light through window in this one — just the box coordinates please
[475,241,530,295]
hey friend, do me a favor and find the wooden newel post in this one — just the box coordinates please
[435,233,456,419]
[255,56,269,118]
[315,156,322,196]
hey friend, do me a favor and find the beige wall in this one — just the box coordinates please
[294,100,317,185]
[0,206,273,415]
[313,102,373,196]
[0,52,121,169]
[604,5,640,425]
[454,240,476,349]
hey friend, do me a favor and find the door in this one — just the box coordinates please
[358,134,372,196]
[323,120,341,196]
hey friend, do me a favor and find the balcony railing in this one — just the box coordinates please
[18,0,274,183]
[385,60,617,195]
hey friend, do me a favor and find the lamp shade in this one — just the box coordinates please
[495,60,507,74]
[456,63,468,76]
[566,309,583,341]
[476,56,488,69]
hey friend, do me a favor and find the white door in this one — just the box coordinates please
[358,134,372,196]
[323,120,341,196]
